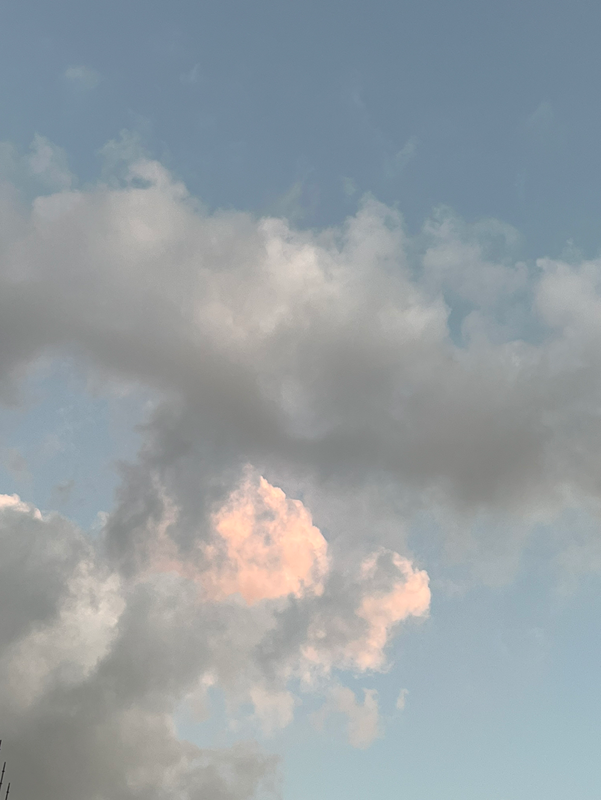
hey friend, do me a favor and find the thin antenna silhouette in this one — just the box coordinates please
[0,739,11,800]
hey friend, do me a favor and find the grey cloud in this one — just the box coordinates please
[313,686,380,749]
[0,481,423,798]
[0,149,600,531]
[0,498,279,800]
[3,136,601,792]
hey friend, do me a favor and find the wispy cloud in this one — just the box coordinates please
[525,100,554,135]
[179,63,203,85]
[314,686,381,749]
[394,135,418,170]
[63,65,102,91]
[28,133,74,190]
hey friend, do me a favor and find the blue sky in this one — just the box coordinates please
[1,3,601,800]
[3,0,601,254]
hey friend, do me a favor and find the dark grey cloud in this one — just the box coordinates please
[0,155,594,528]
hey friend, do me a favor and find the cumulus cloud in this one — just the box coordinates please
[0,150,552,523]
[140,473,429,688]
[2,140,600,561]
[0,495,277,800]
[3,132,601,794]
[205,474,329,603]
[294,548,430,677]
[0,480,426,796]
[127,473,329,605]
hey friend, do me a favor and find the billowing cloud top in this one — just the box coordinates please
[206,475,329,603]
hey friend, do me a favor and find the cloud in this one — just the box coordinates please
[396,688,408,711]
[0,140,600,539]
[342,176,358,198]
[0,495,279,800]
[180,64,203,85]
[4,132,601,793]
[352,551,430,670]
[27,134,74,191]
[145,472,330,604]
[1,142,600,541]
[313,686,381,749]
[137,471,429,687]
[287,548,430,678]
[0,134,75,198]
[249,686,297,735]
[63,65,102,92]
[525,100,554,135]
[204,474,329,604]
[0,481,426,796]
[387,136,418,177]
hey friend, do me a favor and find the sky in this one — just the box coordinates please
[1,1,601,799]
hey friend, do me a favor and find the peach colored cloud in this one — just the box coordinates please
[202,476,329,604]
[147,477,429,682]
[353,551,430,670]
[302,550,430,674]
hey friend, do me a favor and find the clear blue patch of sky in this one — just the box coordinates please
[0,360,145,528]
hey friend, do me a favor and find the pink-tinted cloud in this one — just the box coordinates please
[302,550,430,674]
[145,476,429,695]
[203,475,329,604]
[353,551,431,670]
